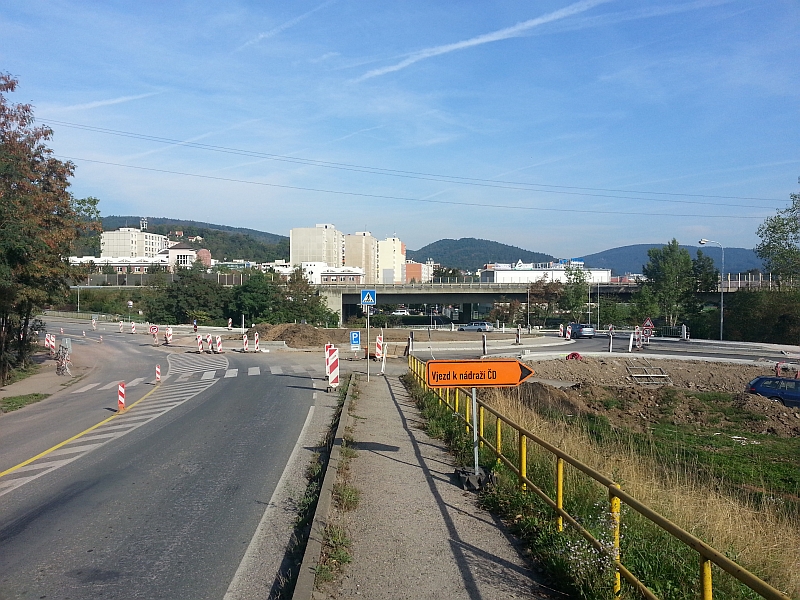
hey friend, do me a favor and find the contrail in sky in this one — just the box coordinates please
[57,92,161,112]
[238,0,335,50]
[356,0,611,81]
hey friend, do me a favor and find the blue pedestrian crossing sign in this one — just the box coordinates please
[360,289,377,306]
[350,331,361,349]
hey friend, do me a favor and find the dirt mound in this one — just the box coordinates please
[519,357,800,437]
[248,323,334,348]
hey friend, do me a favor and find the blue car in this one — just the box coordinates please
[747,377,800,408]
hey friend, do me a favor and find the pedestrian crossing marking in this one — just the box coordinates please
[248,367,260,376]
[201,371,216,380]
[72,383,100,394]
[99,381,118,390]
[224,369,238,378]
[127,377,145,387]
[270,366,283,375]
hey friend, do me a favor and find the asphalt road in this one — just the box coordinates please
[0,319,323,599]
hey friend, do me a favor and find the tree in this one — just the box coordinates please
[527,276,562,327]
[641,240,695,326]
[0,73,100,382]
[755,191,800,284]
[559,266,588,322]
[229,273,283,322]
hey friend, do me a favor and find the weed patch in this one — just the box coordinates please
[0,393,49,413]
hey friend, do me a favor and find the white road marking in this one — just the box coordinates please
[270,366,283,375]
[248,367,260,376]
[72,383,100,394]
[202,371,217,380]
[99,381,119,390]
[127,377,145,387]
[224,369,238,378]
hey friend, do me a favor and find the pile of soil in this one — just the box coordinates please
[520,357,800,438]
[247,323,333,348]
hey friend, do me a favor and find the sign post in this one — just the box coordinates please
[360,289,377,382]
[426,358,535,481]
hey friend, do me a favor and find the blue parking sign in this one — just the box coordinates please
[360,289,377,305]
[350,331,361,347]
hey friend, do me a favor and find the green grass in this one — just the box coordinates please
[0,393,49,413]
[401,373,780,600]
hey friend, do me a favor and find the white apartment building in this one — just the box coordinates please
[377,236,406,284]
[289,224,344,267]
[480,259,611,284]
[344,231,378,284]
[100,227,169,259]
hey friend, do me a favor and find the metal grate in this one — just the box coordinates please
[626,358,673,386]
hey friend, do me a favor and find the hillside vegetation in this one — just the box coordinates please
[407,237,553,271]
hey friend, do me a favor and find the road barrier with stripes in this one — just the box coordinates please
[119,321,123,333]
[131,322,136,334]
[155,364,161,383]
[242,334,248,352]
[196,335,203,353]
[206,334,213,353]
[166,327,173,345]
[117,382,126,413]
[254,332,260,352]
[375,335,383,359]
[407,354,790,600]
[327,346,339,390]
[215,335,222,354]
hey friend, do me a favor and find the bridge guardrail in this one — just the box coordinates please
[407,354,790,600]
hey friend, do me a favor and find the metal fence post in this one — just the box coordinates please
[454,388,459,415]
[701,555,713,600]
[519,433,527,491]
[557,457,564,532]
[496,417,502,467]
[465,391,471,433]
[610,484,621,596]
[478,405,484,448]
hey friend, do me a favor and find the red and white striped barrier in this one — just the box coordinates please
[558,323,564,337]
[99,335,103,343]
[156,364,161,383]
[131,322,136,334]
[119,321,123,333]
[328,347,340,390]
[118,382,126,412]
[565,325,572,341]
[215,335,222,353]
[92,318,97,330]
[82,331,86,337]
[254,332,259,352]
[196,335,203,353]
[166,327,173,345]
[325,343,334,376]
[228,318,232,330]
[375,335,383,359]
[242,334,248,352]
[206,334,213,353]
[60,327,64,334]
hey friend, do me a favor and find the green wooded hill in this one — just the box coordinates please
[407,238,554,272]
[73,216,289,263]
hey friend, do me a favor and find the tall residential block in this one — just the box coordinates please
[289,224,344,267]
[377,236,406,284]
[344,231,378,284]
[100,227,169,258]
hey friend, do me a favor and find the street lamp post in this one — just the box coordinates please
[699,239,724,340]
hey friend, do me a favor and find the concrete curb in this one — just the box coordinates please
[292,374,355,600]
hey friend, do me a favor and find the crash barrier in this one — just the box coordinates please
[407,354,790,600]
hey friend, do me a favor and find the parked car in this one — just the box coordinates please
[746,376,800,408]
[568,323,595,339]
[391,309,410,315]
[458,321,495,332]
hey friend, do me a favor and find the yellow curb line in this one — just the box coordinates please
[0,383,161,479]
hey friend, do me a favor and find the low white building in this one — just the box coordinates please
[70,243,198,274]
[480,259,611,284]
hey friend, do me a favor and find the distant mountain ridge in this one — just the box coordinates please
[407,238,554,272]
[582,244,761,276]
[409,238,762,275]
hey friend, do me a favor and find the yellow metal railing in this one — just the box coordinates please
[407,354,790,600]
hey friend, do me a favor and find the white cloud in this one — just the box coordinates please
[238,0,335,50]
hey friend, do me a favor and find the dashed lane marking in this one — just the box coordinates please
[0,378,217,497]
[72,383,100,394]
[202,371,217,380]
[224,369,238,378]
[248,367,260,376]
[270,366,283,375]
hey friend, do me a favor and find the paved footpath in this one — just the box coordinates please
[318,362,561,600]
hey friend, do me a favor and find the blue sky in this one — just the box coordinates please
[2,1,798,257]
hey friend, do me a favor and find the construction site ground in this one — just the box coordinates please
[522,356,800,437]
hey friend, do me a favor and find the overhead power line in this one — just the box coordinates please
[59,155,769,220]
[45,119,785,208]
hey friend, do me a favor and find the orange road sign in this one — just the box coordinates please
[426,359,534,388]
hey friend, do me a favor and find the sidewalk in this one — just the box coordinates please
[316,362,559,599]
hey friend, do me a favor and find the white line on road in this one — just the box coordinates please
[224,369,238,378]
[248,367,260,376]
[269,366,283,375]
[71,383,100,394]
